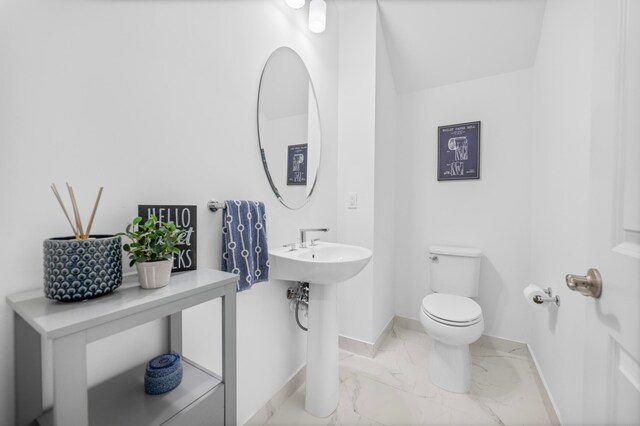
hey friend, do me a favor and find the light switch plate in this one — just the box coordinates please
[348,192,358,209]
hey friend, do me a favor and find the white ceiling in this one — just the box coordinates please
[377,0,547,93]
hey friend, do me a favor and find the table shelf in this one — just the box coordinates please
[37,357,224,426]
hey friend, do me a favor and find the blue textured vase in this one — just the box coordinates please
[144,352,183,395]
[43,235,123,302]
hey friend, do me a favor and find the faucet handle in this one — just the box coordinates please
[283,242,297,251]
[310,238,321,247]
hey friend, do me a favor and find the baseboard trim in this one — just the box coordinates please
[393,315,422,332]
[474,334,527,353]
[243,366,306,426]
[338,317,394,358]
[527,344,562,426]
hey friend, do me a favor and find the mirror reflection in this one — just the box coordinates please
[258,47,321,210]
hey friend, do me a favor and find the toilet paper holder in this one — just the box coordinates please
[533,287,560,307]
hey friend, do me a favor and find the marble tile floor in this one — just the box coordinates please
[262,326,558,426]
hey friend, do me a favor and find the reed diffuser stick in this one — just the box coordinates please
[50,184,79,238]
[51,182,105,240]
[84,187,103,238]
[66,183,85,238]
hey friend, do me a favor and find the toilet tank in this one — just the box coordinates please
[429,245,482,297]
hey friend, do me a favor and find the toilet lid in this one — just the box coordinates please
[421,293,482,324]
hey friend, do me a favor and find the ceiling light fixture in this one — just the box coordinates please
[285,0,305,9]
[285,0,326,34]
[308,0,326,33]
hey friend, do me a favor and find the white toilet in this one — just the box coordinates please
[419,245,484,393]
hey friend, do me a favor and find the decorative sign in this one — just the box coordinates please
[437,121,481,181]
[287,143,307,185]
[138,205,197,272]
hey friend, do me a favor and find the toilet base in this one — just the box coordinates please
[429,340,472,393]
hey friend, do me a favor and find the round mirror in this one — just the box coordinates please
[258,47,321,209]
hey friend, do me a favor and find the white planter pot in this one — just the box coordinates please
[136,259,173,289]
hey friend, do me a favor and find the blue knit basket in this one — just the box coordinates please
[144,352,183,395]
[43,235,123,302]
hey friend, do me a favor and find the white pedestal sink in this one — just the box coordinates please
[269,242,373,417]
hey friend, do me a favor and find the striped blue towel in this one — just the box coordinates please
[221,200,269,292]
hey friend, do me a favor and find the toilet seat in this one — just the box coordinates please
[421,293,482,327]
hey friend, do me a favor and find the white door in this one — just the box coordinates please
[582,0,640,424]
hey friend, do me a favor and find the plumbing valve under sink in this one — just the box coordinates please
[287,282,309,331]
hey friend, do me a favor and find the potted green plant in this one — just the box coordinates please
[119,215,184,289]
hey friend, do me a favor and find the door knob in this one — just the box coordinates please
[565,268,602,298]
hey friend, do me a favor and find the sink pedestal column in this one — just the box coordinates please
[305,282,339,417]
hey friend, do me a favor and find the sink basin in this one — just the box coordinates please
[269,241,372,284]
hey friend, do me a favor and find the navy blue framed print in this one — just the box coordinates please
[437,121,481,181]
[287,143,307,185]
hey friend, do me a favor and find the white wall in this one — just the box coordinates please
[395,69,534,342]
[372,12,397,337]
[336,0,378,343]
[529,0,594,423]
[336,0,397,344]
[0,1,339,424]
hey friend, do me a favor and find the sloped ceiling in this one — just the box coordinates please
[377,0,547,93]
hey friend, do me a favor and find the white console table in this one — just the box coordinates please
[7,268,238,426]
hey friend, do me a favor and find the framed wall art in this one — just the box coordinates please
[287,143,307,185]
[437,121,481,181]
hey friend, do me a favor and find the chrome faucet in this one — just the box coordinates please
[299,228,329,248]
